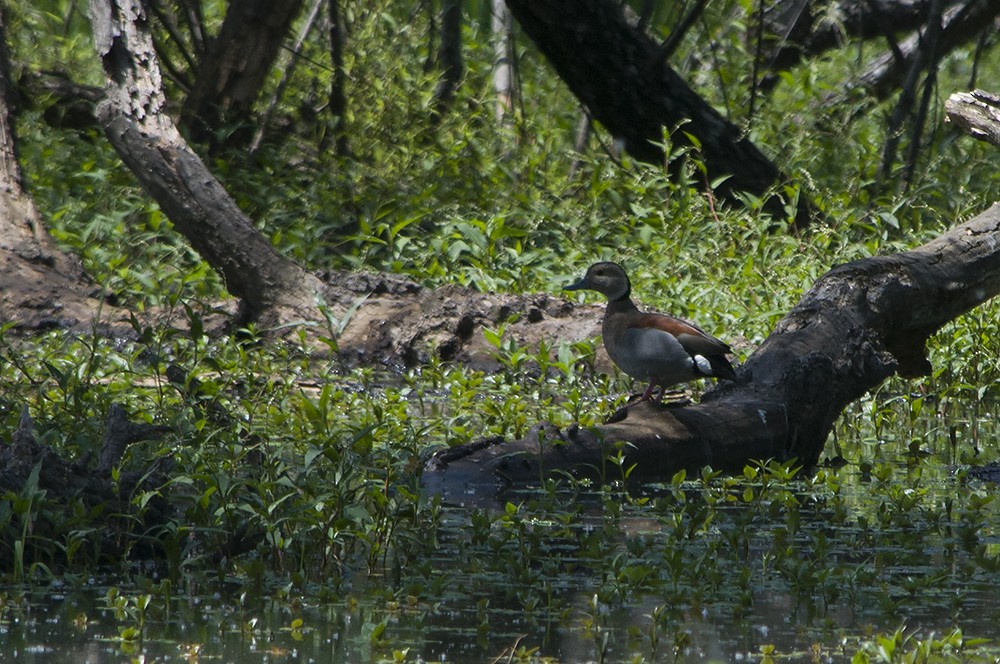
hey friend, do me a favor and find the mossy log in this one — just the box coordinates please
[423,203,1000,501]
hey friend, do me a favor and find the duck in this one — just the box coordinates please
[565,261,737,402]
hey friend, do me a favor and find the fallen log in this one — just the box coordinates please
[423,202,1000,501]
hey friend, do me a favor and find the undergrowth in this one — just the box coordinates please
[4,0,1000,660]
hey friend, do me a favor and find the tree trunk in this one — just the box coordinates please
[431,0,464,121]
[89,0,324,327]
[0,6,101,330]
[492,0,516,127]
[505,0,816,228]
[327,0,351,156]
[844,0,1000,103]
[179,0,304,149]
[249,0,325,154]
[946,89,1000,147]
[424,200,1000,501]
[876,0,946,182]
[758,0,951,91]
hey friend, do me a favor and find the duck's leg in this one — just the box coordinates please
[640,382,658,402]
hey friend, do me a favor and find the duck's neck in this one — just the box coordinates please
[605,294,639,316]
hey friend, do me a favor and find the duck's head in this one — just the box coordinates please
[565,261,631,301]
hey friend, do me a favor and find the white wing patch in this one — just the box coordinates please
[693,354,713,375]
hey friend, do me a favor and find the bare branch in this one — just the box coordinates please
[945,89,1000,147]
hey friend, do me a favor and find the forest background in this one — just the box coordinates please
[3,0,1000,660]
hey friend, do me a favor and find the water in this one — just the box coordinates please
[4,457,1000,663]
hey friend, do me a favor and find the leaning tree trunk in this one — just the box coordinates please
[757,0,989,93]
[845,0,1000,104]
[505,0,816,228]
[89,0,324,328]
[424,197,1000,500]
[0,6,103,330]
[179,0,304,149]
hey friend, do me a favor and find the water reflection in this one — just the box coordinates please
[3,461,1000,663]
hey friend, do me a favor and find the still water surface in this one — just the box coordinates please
[3,460,1000,663]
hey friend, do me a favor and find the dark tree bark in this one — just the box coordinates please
[431,0,464,121]
[177,0,207,57]
[845,0,1000,102]
[757,0,1000,112]
[179,0,304,149]
[505,0,816,228]
[759,0,942,91]
[878,0,946,183]
[327,0,351,156]
[424,199,1000,500]
[250,0,325,154]
[146,0,198,90]
[89,0,324,327]
[659,0,707,63]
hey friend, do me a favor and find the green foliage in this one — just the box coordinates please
[1,315,1000,658]
[851,626,995,663]
[6,1,103,86]
[0,311,620,582]
[13,0,1000,307]
[4,0,1000,660]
